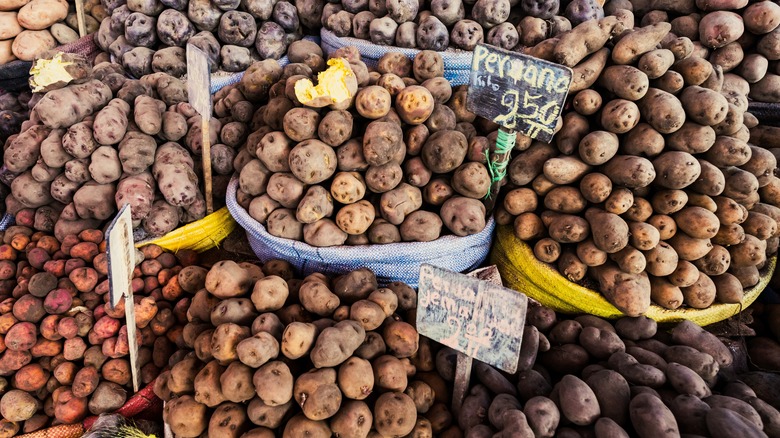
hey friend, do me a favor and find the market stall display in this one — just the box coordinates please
[3,0,780,435]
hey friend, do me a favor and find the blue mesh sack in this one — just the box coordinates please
[320,29,473,86]
[208,36,321,93]
[226,177,495,287]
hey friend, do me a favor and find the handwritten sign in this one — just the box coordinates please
[467,44,572,143]
[106,205,140,392]
[416,264,527,373]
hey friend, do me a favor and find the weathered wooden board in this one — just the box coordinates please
[186,44,211,121]
[106,204,140,392]
[467,43,572,143]
[186,44,214,213]
[417,264,528,373]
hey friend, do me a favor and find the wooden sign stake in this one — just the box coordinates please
[417,264,527,417]
[466,43,573,213]
[453,352,473,416]
[201,118,213,214]
[106,205,141,393]
[74,0,87,37]
[187,44,214,214]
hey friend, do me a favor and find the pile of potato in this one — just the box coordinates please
[0,226,198,436]
[625,0,780,104]
[3,58,255,240]
[0,90,32,146]
[322,0,604,51]
[94,0,313,77]
[497,11,780,315]
[0,0,105,64]
[447,305,780,437]
[232,46,495,246]
[154,262,464,437]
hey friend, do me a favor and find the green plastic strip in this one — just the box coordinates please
[484,129,516,199]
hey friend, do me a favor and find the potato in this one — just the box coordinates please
[652,151,702,190]
[164,395,207,437]
[374,392,417,437]
[440,196,487,237]
[553,17,621,67]
[584,208,629,254]
[679,86,729,126]
[554,375,600,426]
[699,11,744,49]
[310,321,365,368]
[638,88,685,134]
[282,414,330,438]
[251,361,294,408]
[590,263,651,317]
[293,368,342,420]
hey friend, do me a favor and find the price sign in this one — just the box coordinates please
[106,204,141,392]
[417,264,527,372]
[186,44,214,214]
[467,44,572,143]
[416,264,527,414]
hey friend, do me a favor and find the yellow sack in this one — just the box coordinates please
[491,225,776,326]
[137,207,236,253]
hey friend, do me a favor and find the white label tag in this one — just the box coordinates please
[106,204,141,392]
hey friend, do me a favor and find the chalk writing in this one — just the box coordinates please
[467,44,572,143]
[416,264,527,373]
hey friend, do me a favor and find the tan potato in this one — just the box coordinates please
[613,22,672,65]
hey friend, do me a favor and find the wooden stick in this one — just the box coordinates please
[74,0,87,37]
[202,118,214,214]
[452,352,473,416]
[483,127,516,215]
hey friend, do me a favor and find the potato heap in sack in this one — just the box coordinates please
[4,59,254,240]
[496,10,779,316]
[233,45,497,246]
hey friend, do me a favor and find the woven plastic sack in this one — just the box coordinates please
[0,33,99,91]
[320,29,473,85]
[17,424,85,438]
[491,225,776,326]
[749,102,780,127]
[227,177,494,286]
[0,213,13,231]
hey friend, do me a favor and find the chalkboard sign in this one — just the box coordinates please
[467,44,573,143]
[416,264,527,373]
